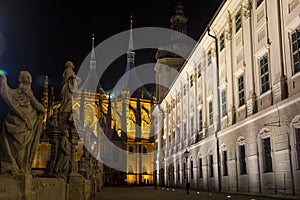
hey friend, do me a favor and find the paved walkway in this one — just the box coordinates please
[93,186,293,200]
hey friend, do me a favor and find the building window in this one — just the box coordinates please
[190,75,194,87]
[183,162,186,179]
[292,27,300,74]
[239,145,247,174]
[263,137,273,172]
[209,155,214,177]
[143,146,147,154]
[199,109,203,131]
[172,165,175,181]
[183,122,187,141]
[128,165,134,174]
[235,9,242,33]
[220,32,225,51]
[129,146,133,154]
[260,54,270,94]
[238,75,245,107]
[190,160,194,179]
[295,128,300,169]
[221,90,227,117]
[223,150,228,176]
[207,50,212,66]
[209,101,213,125]
[177,164,180,180]
[198,64,201,78]
[183,84,186,95]
[168,166,171,180]
[177,92,180,103]
[256,0,264,8]
[199,158,203,178]
[191,116,194,133]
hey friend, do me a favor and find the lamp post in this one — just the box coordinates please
[184,149,190,194]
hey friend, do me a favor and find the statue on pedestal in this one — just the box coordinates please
[54,129,71,178]
[0,71,45,175]
[59,61,80,131]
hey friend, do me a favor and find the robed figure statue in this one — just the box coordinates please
[0,71,45,175]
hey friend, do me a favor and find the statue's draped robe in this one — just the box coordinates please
[0,83,44,174]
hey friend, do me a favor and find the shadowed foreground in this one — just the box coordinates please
[93,186,291,200]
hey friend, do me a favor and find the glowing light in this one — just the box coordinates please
[0,69,7,76]
[227,195,231,198]
[197,192,200,194]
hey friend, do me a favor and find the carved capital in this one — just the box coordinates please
[243,0,252,19]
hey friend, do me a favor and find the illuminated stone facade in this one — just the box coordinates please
[154,0,300,198]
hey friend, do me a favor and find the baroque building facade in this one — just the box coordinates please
[154,0,300,198]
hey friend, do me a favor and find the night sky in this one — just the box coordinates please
[0,0,223,122]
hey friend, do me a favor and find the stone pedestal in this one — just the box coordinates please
[0,175,66,200]
[0,174,32,200]
[68,174,90,200]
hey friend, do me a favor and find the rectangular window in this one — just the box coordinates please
[199,158,203,178]
[198,64,201,78]
[199,109,203,130]
[239,145,247,174]
[190,75,194,87]
[221,90,227,117]
[172,165,175,181]
[220,32,225,51]
[256,0,264,8]
[207,50,212,66]
[177,164,180,180]
[292,28,300,74]
[183,84,186,96]
[191,116,194,133]
[263,137,273,172]
[183,122,187,141]
[210,155,214,177]
[183,162,186,179]
[235,9,242,33]
[223,151,228,176]
[209,101,213,125]
[296,128,300,169]
[238,75,245,107]
[260,54,270,93]
[168,166,171,180]
[190,160,194,179]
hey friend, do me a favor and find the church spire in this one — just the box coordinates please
[128,15,134,51]
[90,33,96,69]
[126,15,135,71]
[80,34,100,92]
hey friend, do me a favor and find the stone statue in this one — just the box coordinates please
[48,108,59,128]
[0,71,45,175]
[54,129,71,178]
[59,61,80,130]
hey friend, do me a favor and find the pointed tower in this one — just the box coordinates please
[80,34,99,92]
[42,75,49,130]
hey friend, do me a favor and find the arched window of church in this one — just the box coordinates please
[143,146,147,154]
[128,165,133,174]
[129,146,133,154]
[143,165,147,174]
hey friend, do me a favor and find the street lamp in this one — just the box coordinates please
[184,149,190,194]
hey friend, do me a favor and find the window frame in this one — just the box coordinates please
[291,27,300,75]
[259,54,270,94]
[238,74,245,107]
[235,9,242,33]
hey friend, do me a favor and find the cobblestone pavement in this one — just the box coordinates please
[93,186,294,200]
